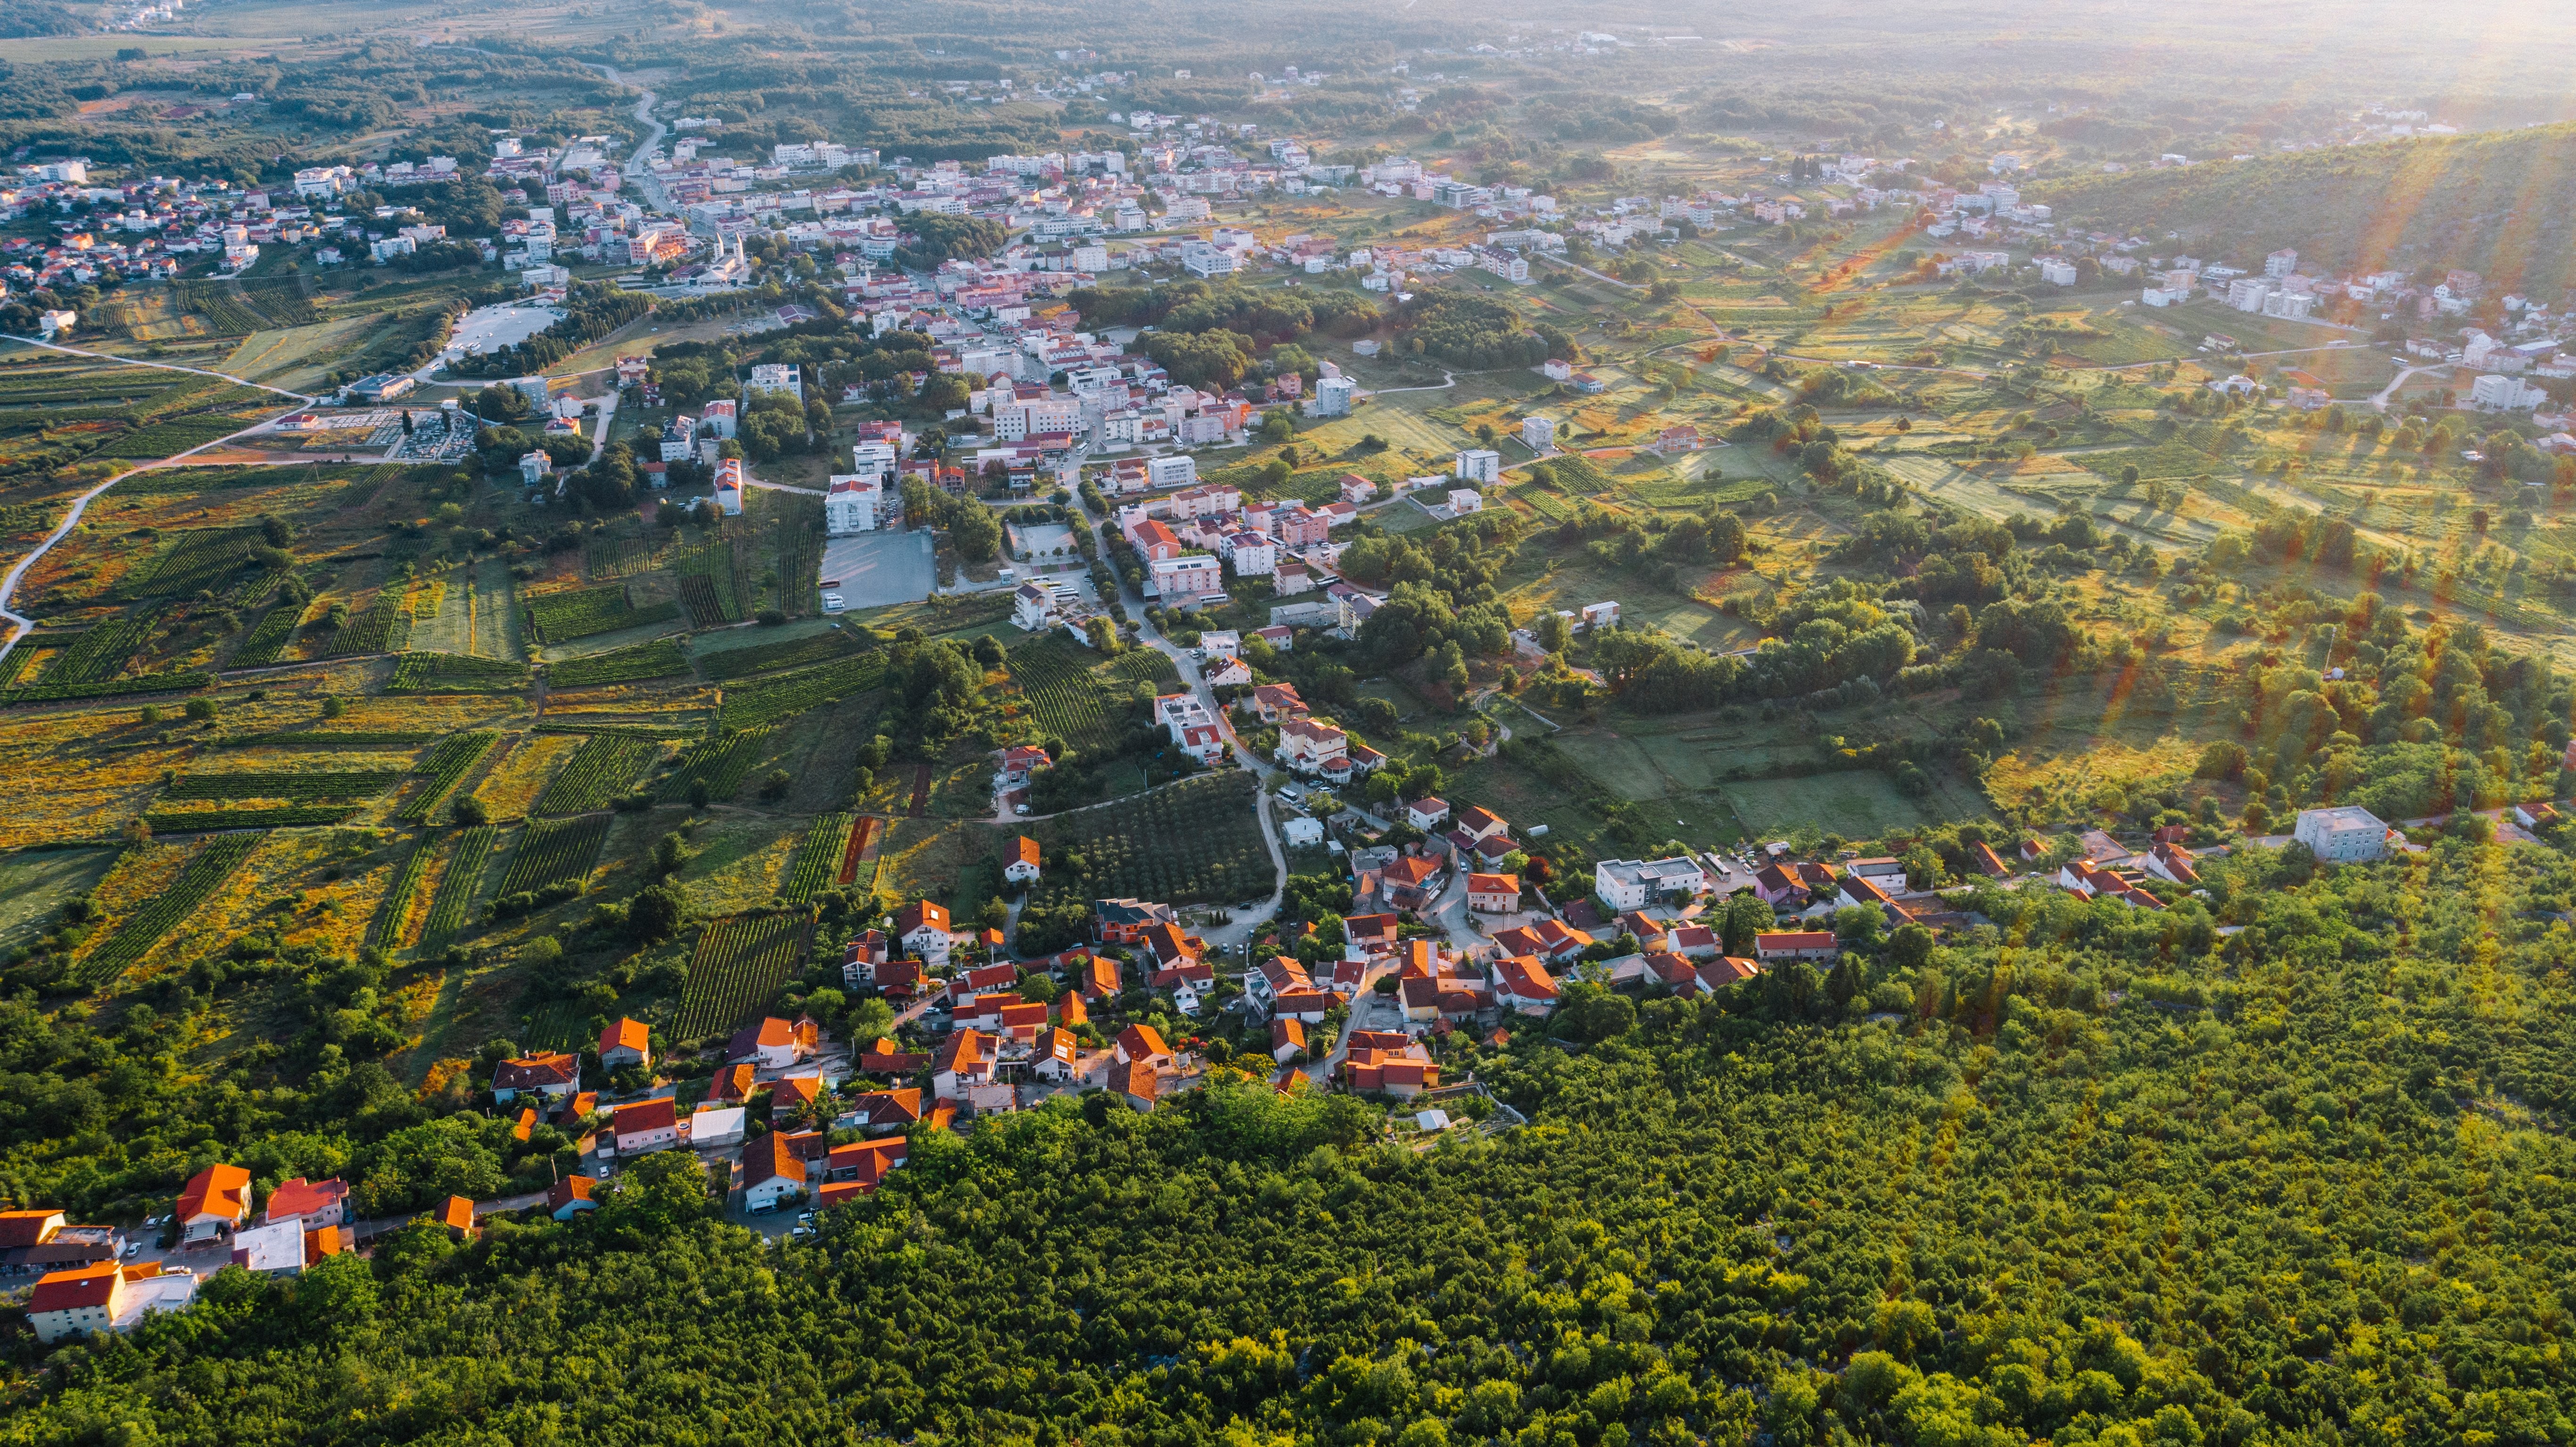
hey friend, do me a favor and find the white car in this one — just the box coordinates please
[821,592,846,614]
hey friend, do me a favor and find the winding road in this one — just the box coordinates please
[0,336,314,670]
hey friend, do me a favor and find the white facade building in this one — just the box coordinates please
[2294,806,2388,863]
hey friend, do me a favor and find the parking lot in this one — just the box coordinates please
[818,530,937,611]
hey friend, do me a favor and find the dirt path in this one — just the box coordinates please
[907,764,933,818]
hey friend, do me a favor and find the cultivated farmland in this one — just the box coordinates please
[530,732,660,815]
[547,638,689,687]
[419,825,496,947]
[655,730,771,803]
[674,913,809,1038]
[76,832,264,987]
[1037,772,1269,905]
[397,731,499,822]
[714,654,882,732]
[495,814,613,898]
[526,583,677,644]
[783,813,852,902]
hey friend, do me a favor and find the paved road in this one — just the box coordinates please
[1064,486,1290,951]
[0,334,318,404]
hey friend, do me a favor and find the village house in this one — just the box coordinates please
[598,1018,652,1072]
[1250,682,1310,723]
[262,1178,349,1230]
[1005,835,1044,884]
[1276,718,1350,773]
[611,1098,681,1155]
[1495,955,1560,1014]
[1467,872,1522,913]
[727,1017,818,1070]
[492,1052,580,1102]
[742,1135,807,1214]
[546,1176,599,1221]
[934,1029,998,1099]
[1405,797,1451,830]
[1115,1023,1176,1070]
[1755,931,1839,963]
[894,899,963,964]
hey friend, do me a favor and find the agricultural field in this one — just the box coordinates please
[525,584,679,644]
[783,813,853,902]
[1031,772,1271,906]
[714,653,883,732]
[470,734,584,821]
[398,732,501,823]
[547,639,689,688]
[1720,769,1983,841]
[529,732,661,815]
[495,814,614,899]
[419,825,498,949]
[72,832,264,988]
[389,652,532,693]
[1004,635,1164,756]
[0,847,120,950]
[655,730,772,804]
[672,913,809,1040]
[693,625,864,682]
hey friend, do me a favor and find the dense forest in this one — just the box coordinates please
[11,838,2576,1446]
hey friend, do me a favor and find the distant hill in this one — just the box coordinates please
[2033,122,2576,299]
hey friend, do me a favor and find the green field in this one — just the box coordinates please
[0,848,121,951]
[1720,769,1981,839]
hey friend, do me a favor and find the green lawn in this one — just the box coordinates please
[0,847,122,950]
[1720,769,1982,840]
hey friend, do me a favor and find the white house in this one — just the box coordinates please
[2294,806,2389,863]
[1454,449,1501,484]
[1594,857,1710,910]
[1147,453,1198,489]
[1521,415,1555,453]
[1005,835,1043,885]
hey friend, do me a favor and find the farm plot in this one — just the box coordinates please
[396,731,499,822]
[326,592,412,657]
[75,831,263,987]
[226,600,305,668]
[714,654,883,732]
[368,835,433,950]
[694,627,863,682]
[419,825,497,948]
[470,734,583,821]
[655,730,772,804]
[1720,769,1969,838]
[495,814,613,898]
[0,847,119,951]
[1037,772,1268,905]
[1007,636,1153,756]
[531,732,660,815]
[673,913,810,1039]
[526,583,677,644]
[41,609,163,684]
[783,813,853,902]
[389,652,531,693]
[673,541,748,626]
[145,805,357,832]
[95,414,252,459]
[163,770,402,801]
[547,638,689,687]
[113,530,258,598]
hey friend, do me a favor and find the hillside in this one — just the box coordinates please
[12,842,2576,1444]
[2034,121,2576,296]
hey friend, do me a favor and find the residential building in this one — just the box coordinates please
[1521,415,1555,453]
[933,1029,996,1098]
[726,1016,817,1070]
[1454,449,1501,484]
[29,1263,195,1344]
[598,1018,652,1071]
[894,900,960,964]
[1276,718,1350,773]
[492,1052,580,1102]
[1594,857,1711,910]
[2295,806,2389,863]
[611,1098,681,1155]
[1755,931,1839,962]
[547,1176,599,1220]
[1005,834,1043,884]
[1495,955,1559,1014]
[742,1134,806,1214]
[261,1178,349,1230]
[1467,873,1521,913]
